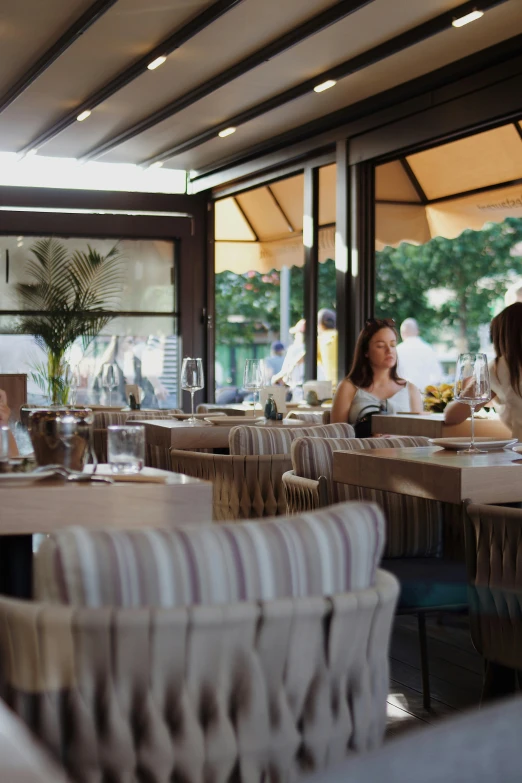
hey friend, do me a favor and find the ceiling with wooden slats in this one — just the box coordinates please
[0,0,520,185]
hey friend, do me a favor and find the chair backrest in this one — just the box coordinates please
[35,501,386,607]
[1,567,399,783]
[465,503,522,668]
[170,449,291,519]
[229,422,354,455]
[291,435,442,558]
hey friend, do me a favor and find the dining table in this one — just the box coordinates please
[370,412,512,439]
[332,445,522,506]
[0,464,213,599]
[139,417,306,467]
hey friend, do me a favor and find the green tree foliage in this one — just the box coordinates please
[215,218,522,354]
[375,218,522,349]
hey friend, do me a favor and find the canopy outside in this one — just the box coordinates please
[216,120,522,272]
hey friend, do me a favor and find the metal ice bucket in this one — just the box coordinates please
[27,407,95,472]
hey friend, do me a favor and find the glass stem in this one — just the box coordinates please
[190,390,195,419]
[253,390,257,418]
[470,404,476,449]
[109,388,112,407]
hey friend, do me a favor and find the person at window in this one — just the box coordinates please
[271,320,306,387]
[317,308,338,386]
[0,390,19,456]
[264,341,285,379]
[396,318,442,393]
[331,318,423,425]
[444,303,522,440]
[93,336,157,408]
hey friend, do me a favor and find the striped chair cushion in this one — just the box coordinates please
[291,435,442,558]
[229,421,354,455]
[34,501,385,608]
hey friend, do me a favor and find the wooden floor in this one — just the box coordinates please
[386,613,483,739]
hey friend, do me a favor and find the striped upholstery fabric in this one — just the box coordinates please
[229,421,354,455]
[291,435,442,558]
[34,501,385,607]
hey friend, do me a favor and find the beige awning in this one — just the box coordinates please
[375,121,522,248]
[216,121,522,268]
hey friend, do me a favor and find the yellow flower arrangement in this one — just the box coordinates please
[424,383,454,413]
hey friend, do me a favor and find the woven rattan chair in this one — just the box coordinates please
[284,434,468,709]
[285,410,331,424]
[170,448,292,519]
[465,503,522,700]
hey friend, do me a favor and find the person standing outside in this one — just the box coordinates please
[317,308,338,386]
[396,318,442,392]
[264,341,285,380]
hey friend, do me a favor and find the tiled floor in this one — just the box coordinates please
[386,613,482,738]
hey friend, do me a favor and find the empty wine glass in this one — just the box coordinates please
[64,364,81,406]
[102,363,120,407]
[243,359,265,418]
[181,357,204,424]
[454,352,491,453]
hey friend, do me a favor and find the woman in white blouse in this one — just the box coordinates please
[444,303,522,439]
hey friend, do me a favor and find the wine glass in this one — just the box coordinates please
[243,359,265,419]
[454,353,491,453]
[102,363,120,407]
[181,357,204,424]
[64,364,81,406]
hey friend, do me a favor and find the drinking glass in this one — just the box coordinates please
[102,363,120,407]
[107,425,145,473]
[454,353,491,453]
[64,364,81,406]
[181,358,204,424]
[243,359,265,418]
[0,426,9,462]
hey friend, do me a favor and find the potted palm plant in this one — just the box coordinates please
[16,237,123,405]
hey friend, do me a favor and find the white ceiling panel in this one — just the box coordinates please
[0,0,214,151]
[39,0,464,161]
[40,0,337,158]
[159,0,522,173]
[0,0,93,95]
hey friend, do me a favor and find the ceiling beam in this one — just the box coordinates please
[266,185,294,232]
[514,121,522,141]
[16,0,245,156]
[141,0,511,167]
[79,0,376,161]
[0,0,119,115]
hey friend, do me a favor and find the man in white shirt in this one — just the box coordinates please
[396,318,442,392]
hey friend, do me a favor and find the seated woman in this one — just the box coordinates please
[444,303,522,439]
[331,318,423,425]
[0,389,19,457]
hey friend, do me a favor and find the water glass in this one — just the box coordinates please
[454,352,491,453]
[102,363,120,407]
[243,359,265,418]
[107,425,145,473]
[0,426,9,461]
[181,357,204,424]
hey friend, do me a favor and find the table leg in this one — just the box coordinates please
[0,535,33,598]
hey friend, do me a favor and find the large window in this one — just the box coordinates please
[0,235,179,408]
[374,122,522,387]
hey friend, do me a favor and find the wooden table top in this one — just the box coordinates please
[140,417,305,450]
[0,465,213,533]
[371,412,512,439]
[333,446,522,505]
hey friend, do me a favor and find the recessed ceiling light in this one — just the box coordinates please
[452,10,484,27]
[218,127,236,138]
[148,161,163,169]
[314,79,337,93]
[147,55,167,70]
[76,110,91,122]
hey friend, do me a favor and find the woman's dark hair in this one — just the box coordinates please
[347,318,405,389]
[490,302,522,396]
